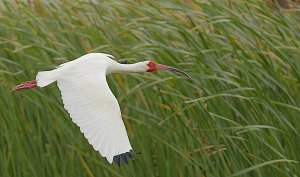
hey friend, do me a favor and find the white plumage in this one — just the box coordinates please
[37,53,133,163]
[12,52,191,166]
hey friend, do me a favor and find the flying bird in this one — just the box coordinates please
[12,53,191,166]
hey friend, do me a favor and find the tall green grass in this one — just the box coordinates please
[1,0,299,176]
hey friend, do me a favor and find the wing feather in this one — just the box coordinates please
[56,63,132,163]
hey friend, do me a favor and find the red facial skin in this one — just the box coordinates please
[147,61,171,72]
[146,61,157,72]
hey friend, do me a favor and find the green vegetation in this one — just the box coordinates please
[1,0,299,176]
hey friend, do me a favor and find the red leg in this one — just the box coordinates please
[11,80,37,92]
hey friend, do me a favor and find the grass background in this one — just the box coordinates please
[0,0,300,176]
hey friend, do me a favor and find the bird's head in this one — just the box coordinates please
[146,61,191,79]
[117,60,191,79]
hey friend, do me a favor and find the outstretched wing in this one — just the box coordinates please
[56,65,132,164]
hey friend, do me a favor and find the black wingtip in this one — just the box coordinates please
[113,155,121,167]
[113,149,140,167]
[126,152,132,159]
[120,154,128,164]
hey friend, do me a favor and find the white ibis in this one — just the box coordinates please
[12,53,191,166]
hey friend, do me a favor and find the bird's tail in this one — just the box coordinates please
[36,70,58,87]
[11,69,59,92]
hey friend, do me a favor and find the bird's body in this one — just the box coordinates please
[41,53,134,164]
[37,53,149,87]
[12,53,191,166]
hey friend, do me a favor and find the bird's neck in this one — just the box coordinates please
[107,62,145,75]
